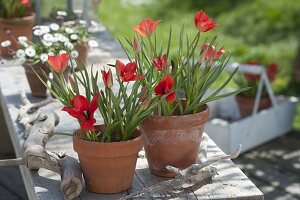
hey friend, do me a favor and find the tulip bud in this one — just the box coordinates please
[133,36,141,54]
[68,74,79,94]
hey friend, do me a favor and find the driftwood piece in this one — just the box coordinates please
[122,141,242,200]
[17,91,83,200]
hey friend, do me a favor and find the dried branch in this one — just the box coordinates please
[121,145,241,200]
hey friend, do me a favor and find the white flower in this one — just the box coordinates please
[64,42,74,49]
[1,40,11,47]
[48,52,55,56]
[40,53,48,62]
[40,26,50,33]
[43,33,54,42]
[25,47,36,57]
[57,11,67,16]
[50,23,60,31]
[88,40,99,48]
[42,40,53,47]
[0,59,8,65]
[65,27,74,34]
[16,49,25,58]
[59,50,67,54]
[91,20,98,27]
[79,20,87,25]
[18,36,28,42]
[70,34,78,40]
[71,50,79,58]
[58,35,68,42]
[33,29,43,36]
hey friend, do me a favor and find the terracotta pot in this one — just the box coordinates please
[74,42,88,70]
[73,125,144,193]
[236,95,271,118]
[22,61,50,98]
[139,104,210,178]
[0,13,35,58]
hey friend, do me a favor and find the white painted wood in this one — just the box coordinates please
[205,94,298,154]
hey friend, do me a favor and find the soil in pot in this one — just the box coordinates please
[22,61,50,98]
[73,125,144,194]
[236,95,271,118]
[74,42,88,70]
[0,13,35,58]
[139,104,210,178]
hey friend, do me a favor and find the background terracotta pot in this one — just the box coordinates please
[74,42,88,70]
[236,95,271,118]
[0,13,35,58]
[73,125,144,194]
[22,61,50,98]
[139,104,210,178]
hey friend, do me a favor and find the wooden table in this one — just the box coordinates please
[0,65,263,199]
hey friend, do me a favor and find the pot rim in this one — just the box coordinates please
[73,124,144,157]
[150,104,209,119]
[0,12,36,23]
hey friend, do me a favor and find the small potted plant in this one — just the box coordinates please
[235,61,278,117]
[13,24,75,97]
[0,0,35,58]
[119,11,246,177]
[38,53,160,193]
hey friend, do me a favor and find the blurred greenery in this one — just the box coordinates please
[97,0,300,129]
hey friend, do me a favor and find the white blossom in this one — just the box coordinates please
[79,20,87,25]
[43,33,54,42]
[48,52,55,56]
[50,23,60,31]
[33,29,43,36]
[57,11,67,16]
[91,20,98,27]
[65,27,74,34]
[1,40,11,47]
[25,47,36,57]
[70,34,79,40]
[18,36,28,42]
[42,40,53,47]
[40,26,50,34]
[59,50,67,54]
[64,42,74,49]
[71,50,79,58]
[16,49,25,58]
[40,53,48,62]
[88,40,99,48]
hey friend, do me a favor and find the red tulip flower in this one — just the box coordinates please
[62,93,100,131]
[152,54,168,71]
[21,0,30,7]
[47,53,69,73]
[154,74,176,102]
[202,44,225,60]
[194,11,217,32]
[266,63,278,81]
[244,61,261,81]
[134,19,160,37]
[133,36,141,53]
[101,68,113,88]
[116,60,144,82]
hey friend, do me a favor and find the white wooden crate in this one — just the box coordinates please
[205,94,298,154]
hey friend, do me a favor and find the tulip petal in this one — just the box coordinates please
[62,106,86,120]
[81,118,96,131]
[89,93,100,116]
[166,91,176,102]
[72,95,89,112]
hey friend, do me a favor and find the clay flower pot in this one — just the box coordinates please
[236,95,271,118]
[22,61,50,98]
[74,42,88,70]
[139,104,210,178]
[73,125,144,193]
[0,13,35,58]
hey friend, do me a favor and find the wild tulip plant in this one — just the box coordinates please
[119,11,246,116]
[36,53,160,142]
